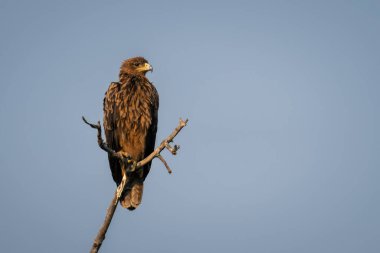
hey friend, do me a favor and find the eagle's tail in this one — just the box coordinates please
[120,181,144,210]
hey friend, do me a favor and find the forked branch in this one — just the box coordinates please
[83,116,188,253]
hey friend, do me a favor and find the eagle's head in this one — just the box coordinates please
[119,57,153,78]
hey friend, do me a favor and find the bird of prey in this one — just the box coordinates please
[103,57,159,210]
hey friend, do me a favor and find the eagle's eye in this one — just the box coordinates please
[133,62,140,67]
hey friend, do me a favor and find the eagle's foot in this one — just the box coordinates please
[127,161,138,173]
[116,151,134,163]
[116,150,131,159]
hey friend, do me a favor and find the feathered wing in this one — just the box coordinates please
[142,84,159,180]
[103,82,123,185]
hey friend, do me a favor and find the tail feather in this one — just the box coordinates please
[120,182,144,210]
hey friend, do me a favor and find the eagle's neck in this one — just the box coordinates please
[119,72,147,84]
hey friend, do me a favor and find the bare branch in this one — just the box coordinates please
[82,116,132,165]
[90,192,118,253]
[84,116,188,253]
[165,142,179,155]
[156,154,172,174]
[137,118,188,168]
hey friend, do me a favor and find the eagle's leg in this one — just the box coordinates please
[116,151,132,162]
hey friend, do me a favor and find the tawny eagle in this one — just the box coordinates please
[103,57,159,210]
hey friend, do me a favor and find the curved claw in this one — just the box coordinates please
[116,151,135,163]
[127,161,138,172]
[116,151,131,159]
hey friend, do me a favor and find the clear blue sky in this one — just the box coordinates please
[0,1,379,252]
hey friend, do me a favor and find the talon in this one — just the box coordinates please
[127,161,137,172]
[117,151,131,159]
[116,151,137,166]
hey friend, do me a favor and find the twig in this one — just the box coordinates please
[165,142,179,155]
[84,117,188,253]
[156,154,172,174]
[82,116,132,165]
[136,118,188,168]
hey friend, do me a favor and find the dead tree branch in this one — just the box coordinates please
[83,116,188,253]
[82,117,133,165]
[156,154,172,174]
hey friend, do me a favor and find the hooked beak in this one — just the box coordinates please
[137,62,153,73]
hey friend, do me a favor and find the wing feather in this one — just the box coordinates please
[142,84,159,180]
[103,82,122,184]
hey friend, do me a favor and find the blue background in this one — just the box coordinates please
[0,0,379,252]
